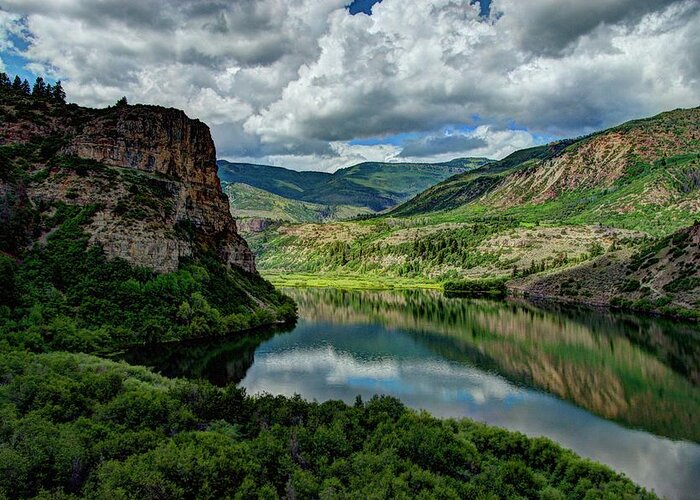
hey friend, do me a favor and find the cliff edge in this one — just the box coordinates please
[1,94,254,273]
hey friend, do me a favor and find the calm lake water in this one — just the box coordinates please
[124,288,700,499]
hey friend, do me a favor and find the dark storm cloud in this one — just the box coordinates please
[398,134,488,158]
[494,0,692,56]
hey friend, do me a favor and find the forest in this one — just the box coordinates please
[0,350,653,499]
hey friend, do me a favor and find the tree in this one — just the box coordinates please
[20,79,31,94]
[588,241,605,258]
[0,72,10,88]
[116,96,128,107]
[12,75,22,91]
[32,76,46,96]
[53,80,66,103]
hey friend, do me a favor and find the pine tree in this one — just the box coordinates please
[115,96,128,107]
[45,83,54,98]
[20,79,31,94]
[0,72,10,88]
[12,75,22,91]
[32,77,46,96]
[53,80,66,103]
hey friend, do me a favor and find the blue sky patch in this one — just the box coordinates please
[347,0,382,16]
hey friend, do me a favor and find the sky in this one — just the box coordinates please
[0,0,698,172]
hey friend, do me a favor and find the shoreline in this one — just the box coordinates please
[264,271,700,323]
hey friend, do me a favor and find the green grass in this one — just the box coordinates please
[262,272,442,290]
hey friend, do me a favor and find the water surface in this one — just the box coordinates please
[125,288,700,499]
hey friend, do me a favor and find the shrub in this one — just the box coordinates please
[443,278,508,298]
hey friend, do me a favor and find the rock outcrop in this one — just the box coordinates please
[0,95,256,273]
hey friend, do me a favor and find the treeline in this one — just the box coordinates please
[511,241,606,279]
[316,219,517,278]
[0,72,66,103]
[443,278,508,298]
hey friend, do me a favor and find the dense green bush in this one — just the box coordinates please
[664,277,700,293]
[443,278,508,298]
[0,351,654,499]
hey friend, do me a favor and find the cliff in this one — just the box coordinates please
[0,93,255,273]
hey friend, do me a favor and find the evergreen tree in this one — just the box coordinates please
[53,80,66,103]
[12,75,22,91]
[45,83,54,98]
[116,96,128,107]
[0,72,10,88]
[32,76,46,96]
[20,79,31,94]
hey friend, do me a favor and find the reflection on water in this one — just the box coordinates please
[121,326,288,386]
[126,288,700,500]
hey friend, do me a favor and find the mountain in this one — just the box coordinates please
[392,108,700,234]
[250,107,700,318]
[0,86,295,349]
[222,182,372,224]
[0,82,659,500]
[217,157,490,214]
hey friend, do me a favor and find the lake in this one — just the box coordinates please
[124,287,700,499]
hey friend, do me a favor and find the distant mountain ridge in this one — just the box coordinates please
[222,182,372,223]
[217,157,490,214]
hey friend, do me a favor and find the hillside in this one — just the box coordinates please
[251,107,700,317]
[511,222,700,319]
[218,157,489,213]
[222,181,372,224]
[393,108,700,234]
[0,83,295,350]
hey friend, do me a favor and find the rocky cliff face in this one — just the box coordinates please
[0,95,255,273]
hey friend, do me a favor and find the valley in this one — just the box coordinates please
[218,157,489,222]
[3,2,700,498]
[242,107,700,319]
[0,78,667,499]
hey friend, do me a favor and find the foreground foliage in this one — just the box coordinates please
[0,351,655,499]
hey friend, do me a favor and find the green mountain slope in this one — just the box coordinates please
[218,158,490,212]
[392,107,700,232]
[390,142,574,217]
[222,181,372,223]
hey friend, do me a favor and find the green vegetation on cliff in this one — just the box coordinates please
[0,203,295,353]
